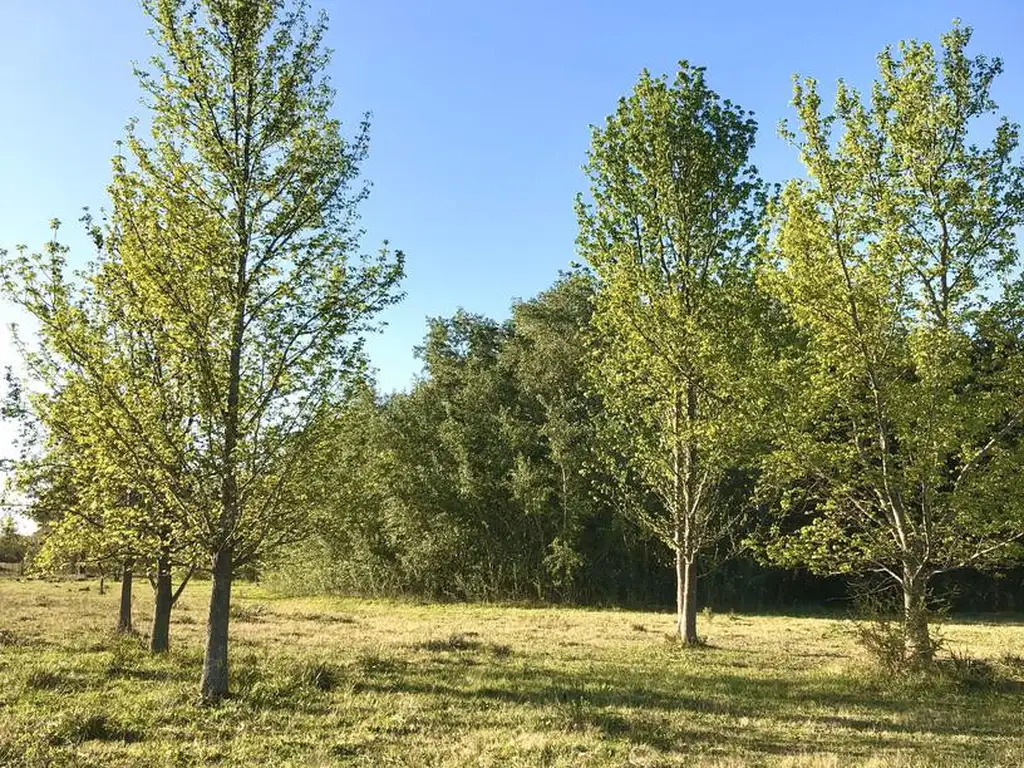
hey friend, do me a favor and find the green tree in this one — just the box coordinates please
[0,514,27,563]
[577,63,770,642]
[762,24,1024,661]
[1,0,402,700]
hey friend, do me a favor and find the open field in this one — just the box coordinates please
[2,580,1024,767]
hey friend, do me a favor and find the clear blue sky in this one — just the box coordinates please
[1,0,1022,399]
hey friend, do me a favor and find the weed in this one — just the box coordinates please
[294,611,355,624]
[415,632,482,652]
[25,667,64,690]
[490,642,513,659]
[230,602,269,623]
[998,652,1024,677]
[551,684,591,733]
[296,659,339,692]
[0,628,29,646]
[46,711,142,745]
[939,647,998,689]
[354,646,405,675]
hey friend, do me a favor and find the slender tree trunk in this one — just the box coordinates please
[200,547,233,702]
[675,545,685,637]
[117,559,134,634]
[902,567,932,663]
[150,550,173,653]
[680,556,698,644]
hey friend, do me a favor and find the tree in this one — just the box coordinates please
[506,273,655,602]
[577,63,770,642]
[762,23,1024,661]
[17,374,198,646]
[0,514,28,564]
[1,0,402,700]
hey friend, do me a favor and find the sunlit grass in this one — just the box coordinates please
[2,578,1023,766]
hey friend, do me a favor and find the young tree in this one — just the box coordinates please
[577,63,770,642]
[17,374,198,647]
[119,0,402,700]
[2,0,403,700]
[762,24,1024,661]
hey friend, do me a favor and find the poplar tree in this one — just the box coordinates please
[577,63,770,642]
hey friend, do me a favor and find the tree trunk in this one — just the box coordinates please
[117,560,134,634]
[677,552,698,643]
[200,547,233,702]
[150,551,173,653]
[902,568,932,663]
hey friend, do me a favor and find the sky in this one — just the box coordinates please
[1,0,1023,523]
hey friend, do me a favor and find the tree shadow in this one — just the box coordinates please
[348,655,1022,760]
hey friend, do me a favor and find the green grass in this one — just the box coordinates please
[2,579,1024,766]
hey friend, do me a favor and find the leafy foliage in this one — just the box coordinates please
[761,22,1024,658]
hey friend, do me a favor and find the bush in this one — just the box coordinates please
[849,587,941,676]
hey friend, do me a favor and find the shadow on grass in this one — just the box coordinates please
[346,655,1023,759]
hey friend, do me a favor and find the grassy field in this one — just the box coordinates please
[1,579,1024,766]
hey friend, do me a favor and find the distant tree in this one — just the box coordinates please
[762,24,1024,661]
[15,376,197,645]
[0,514,27,563]
[506,273,651,601]
[1,0,403,700]
[577,63,771,642]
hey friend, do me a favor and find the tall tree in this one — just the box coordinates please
[762,24,1024,661]
[1,0,403,700]
[577,63,770,642]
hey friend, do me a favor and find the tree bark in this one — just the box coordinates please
[200,547,233,702]
[117,559,134,634]
[677,552,698,643]
[150,551,173,653]
[902,567,932,663]
[675,546,684,637]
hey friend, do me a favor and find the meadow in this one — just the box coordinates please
[2,579,1024,767]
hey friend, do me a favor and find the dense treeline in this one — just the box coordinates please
[1,0,1023,698]
[271,275,1024,615]
[273,275,668,605]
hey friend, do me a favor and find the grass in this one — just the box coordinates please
[2,580,1024,766]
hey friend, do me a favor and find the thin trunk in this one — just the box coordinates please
[99,572,106,595]
[200,547,233,702]
[680,557,698,644]
[117,559,134,634]
[675,546,684,635]
[150,550,173,653]
[903,567,932,663]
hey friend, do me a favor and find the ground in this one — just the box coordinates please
[1,579,1023,767]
